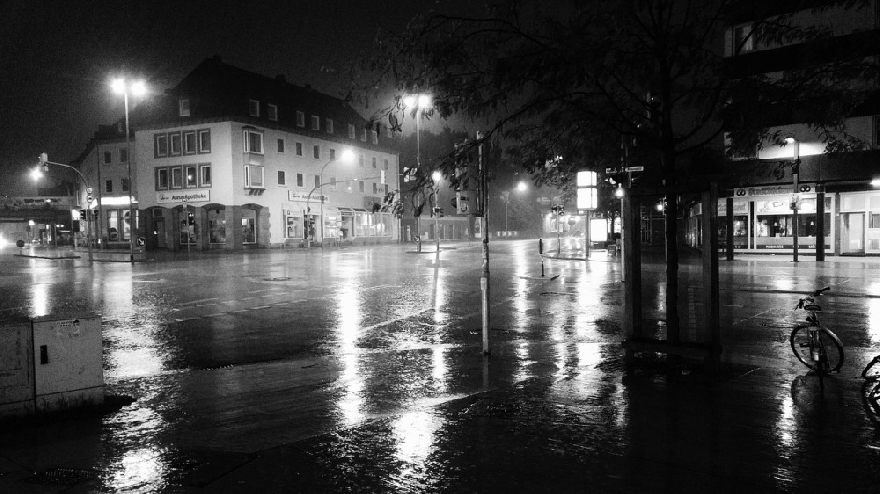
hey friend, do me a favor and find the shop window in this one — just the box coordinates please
[285,211,302,239]
[155,133,168,158]
[244,129,263,154]
[199,164,212,187]
[184,131,196,154]
[241,211,257,244]
[208,209,227,244]
[198,129,211,153]
[244,164,265,188]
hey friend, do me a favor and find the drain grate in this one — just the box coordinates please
[28,467,98,486]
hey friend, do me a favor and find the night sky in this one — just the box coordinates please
[0,0,459,193]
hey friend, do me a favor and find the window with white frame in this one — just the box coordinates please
[326,118,334,134]
[244,164,265,188]
[199,164,212,187]
[267,104,278,121]
[296,111,305,127]
[185,166,197,187]
[244,129,263,154]
[311,115,320,130]
[156,168,169,190]
[179,98,191,117]
[348,123,355,139]
[183,131,196,154]
[198,129,211,153]
[155,133,169,157]
[171,166,183,188]
[249,99,260,117]
[170,132,182,156]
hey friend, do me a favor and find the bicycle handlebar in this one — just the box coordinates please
[795,287,831,310]
[812,286,831,296]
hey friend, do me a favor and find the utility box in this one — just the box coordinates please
[0,321,35,418]
[0,315,104,418]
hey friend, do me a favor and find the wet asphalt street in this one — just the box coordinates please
[1,239,880,492]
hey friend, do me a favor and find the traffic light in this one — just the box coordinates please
[551,204,565,216]
[187,211,195,225]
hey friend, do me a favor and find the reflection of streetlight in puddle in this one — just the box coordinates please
[106,446,170,492]
[335,275,365,426]
[392,410,441,478]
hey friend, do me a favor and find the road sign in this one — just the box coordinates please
[624,166,644,172]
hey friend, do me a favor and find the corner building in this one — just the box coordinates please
[134,57,400,251]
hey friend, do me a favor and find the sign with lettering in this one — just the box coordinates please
[736,185,816,197]
[157,189,210,204]
[288,191,327,202]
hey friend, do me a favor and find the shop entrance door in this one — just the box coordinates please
[840,212,865,255]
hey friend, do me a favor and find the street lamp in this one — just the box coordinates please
[403,93,432,248]
[34,153,93,263]
[432,170,443,252]
[111,77,147,263]
[785,137,801,262]
[305,148,355,248]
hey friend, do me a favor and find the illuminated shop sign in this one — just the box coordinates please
[157,189,210,204]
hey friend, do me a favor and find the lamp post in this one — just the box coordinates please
[111,77,146,263]
[34,153,93,263]
[785,137,801,263]
[305,149,355,248]
[404,94,432,246]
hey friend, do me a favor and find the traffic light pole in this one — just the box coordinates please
[38,153,93,264]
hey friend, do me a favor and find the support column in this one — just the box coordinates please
[702,184,721,369]
[622,192,642,339]
[816,186,825,261]
[725,197,734,261]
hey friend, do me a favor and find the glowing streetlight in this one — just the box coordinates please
[111,77,147,262]
[404,93,433,252]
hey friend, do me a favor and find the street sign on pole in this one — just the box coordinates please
[624,166,644,172]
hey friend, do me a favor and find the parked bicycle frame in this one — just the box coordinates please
[789,286,844,388]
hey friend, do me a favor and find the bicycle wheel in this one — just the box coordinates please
[790,325,844,372]
[862,379,880,422]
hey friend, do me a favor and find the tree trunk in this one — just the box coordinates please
[663,149,680,343]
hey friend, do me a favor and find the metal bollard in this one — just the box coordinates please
[538,238,545,277]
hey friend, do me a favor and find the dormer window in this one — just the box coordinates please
[248,99,260,117]
[311,115,320,130]
[296,111,305,127]
[178,98,190,117]
[267,104,278,121]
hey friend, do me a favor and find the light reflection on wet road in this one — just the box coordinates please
[1,241,880,491]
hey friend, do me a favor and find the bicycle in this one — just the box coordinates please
[862,355,880,422]
[789,286,844,388]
